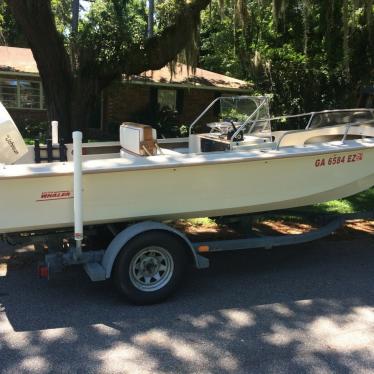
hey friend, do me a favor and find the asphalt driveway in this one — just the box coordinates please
[0,237,374,373]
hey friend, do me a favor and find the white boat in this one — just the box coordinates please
[1,96,374,235]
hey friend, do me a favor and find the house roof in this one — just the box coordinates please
[128,63,251,90]
[0,46,38,74]
[0,46,251,91]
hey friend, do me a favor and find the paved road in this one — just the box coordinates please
[0,237,374,373]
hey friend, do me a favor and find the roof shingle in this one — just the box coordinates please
[128,63,251,90]
[0,46,251,90]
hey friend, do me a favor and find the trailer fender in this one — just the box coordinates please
[101,221,209,279]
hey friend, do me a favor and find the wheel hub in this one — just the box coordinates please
[141,257,159,276]
[129,246,174,292]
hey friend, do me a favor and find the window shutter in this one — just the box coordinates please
[176,89,184,113]
[149,87,158,112]
[148,87,158,125]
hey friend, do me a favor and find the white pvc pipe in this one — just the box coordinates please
[51,121,59,144]
[73,131,83,257]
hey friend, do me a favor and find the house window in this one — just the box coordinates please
[19,80,42,109]
[157,89,177,111]
[0,78,44,110]
[0,79,17,108]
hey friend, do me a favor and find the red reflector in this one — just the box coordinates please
[38,264,49,279]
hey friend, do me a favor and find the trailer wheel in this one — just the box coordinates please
[113,231,187,304]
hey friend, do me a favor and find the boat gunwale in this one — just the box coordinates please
[1,138,374,180]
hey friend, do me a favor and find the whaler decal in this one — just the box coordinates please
[5,134,19,154]
[314,152,363,168]
[37,191,73,202]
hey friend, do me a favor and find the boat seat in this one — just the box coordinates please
[277,124,374,148]
[120,122,158,156]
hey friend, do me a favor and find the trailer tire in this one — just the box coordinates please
[113,231,187,304]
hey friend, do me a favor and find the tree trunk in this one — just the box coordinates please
[44,76,72,140]
[148,0,155,37]
[71,0,80,34]
[70,76,100,135]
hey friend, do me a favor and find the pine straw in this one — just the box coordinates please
[173,219,239,241]
[173,218,374,241]
[254,219,374,240]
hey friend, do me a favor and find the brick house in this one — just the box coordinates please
[0,46,252,136]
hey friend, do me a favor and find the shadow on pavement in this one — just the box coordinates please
[1,239,374,373]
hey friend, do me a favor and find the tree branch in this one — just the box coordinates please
[100,0,210,83]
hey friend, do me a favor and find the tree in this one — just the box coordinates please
[5,0,210,139]
[0,1,27,47]
[200,0,374,115]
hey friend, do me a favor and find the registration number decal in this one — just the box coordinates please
[37,190,73,202]
[314,152,363,167]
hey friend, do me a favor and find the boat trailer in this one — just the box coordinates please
[39,210,374,279]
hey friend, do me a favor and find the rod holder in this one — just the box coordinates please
[73,131,83,258]
[51,121,59,144]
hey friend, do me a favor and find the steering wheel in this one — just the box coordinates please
[207,118,239,135]
[207,121,231,134]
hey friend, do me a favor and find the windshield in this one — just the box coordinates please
[189,96,271,141]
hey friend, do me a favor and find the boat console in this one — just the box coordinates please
[187,95,273,153]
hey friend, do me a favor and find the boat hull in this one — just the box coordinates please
[1,143,374,233]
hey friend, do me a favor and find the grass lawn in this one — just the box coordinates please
[296,187,374,215]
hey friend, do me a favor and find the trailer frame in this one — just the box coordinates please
[33,210,373,283]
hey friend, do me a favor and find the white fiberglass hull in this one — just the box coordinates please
[1,139,374,234]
